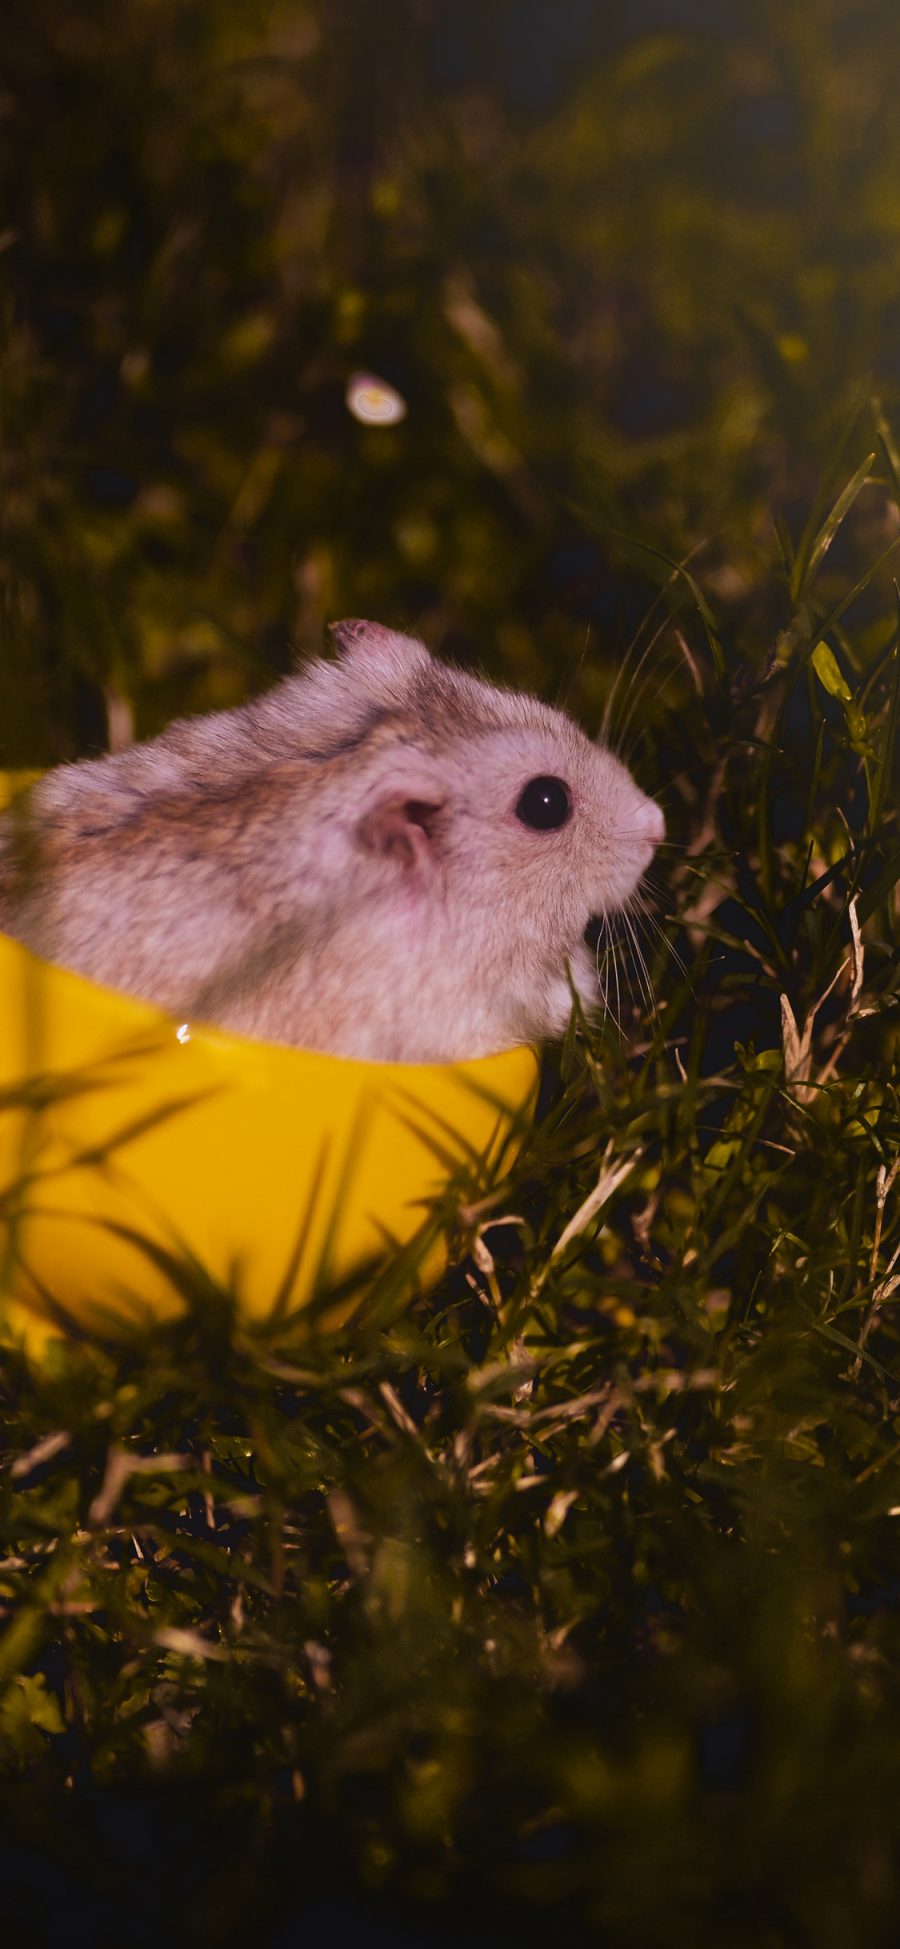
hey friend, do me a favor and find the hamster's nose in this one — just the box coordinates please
[633,796,665,858]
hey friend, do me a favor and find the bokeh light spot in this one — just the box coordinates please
[345,371,407,426]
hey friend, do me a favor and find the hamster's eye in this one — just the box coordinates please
[515,775,571,831]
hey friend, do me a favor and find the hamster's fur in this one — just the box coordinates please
[0,621,664,1062]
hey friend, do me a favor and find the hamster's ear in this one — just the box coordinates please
[328,619,431,694]
[355,786,444,877]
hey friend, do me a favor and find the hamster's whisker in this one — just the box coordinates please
[633,875,675,915]
[636,907,679,970]
[609,917,623,1036]
[619,904,646,1021]
[622,906,657,1023]
[594,915,623,1036]
[619,920,639,1017]
[631,889,690,985]
[631,916,657,1016]
[593,921,611,1027]
[644,782,678,814]
[616,825,674,846]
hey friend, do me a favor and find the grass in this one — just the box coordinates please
[0,448,898,1948]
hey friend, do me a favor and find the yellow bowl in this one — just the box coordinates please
[0,924,538,1355]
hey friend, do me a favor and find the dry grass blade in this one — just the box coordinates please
[530,1144,645,1299]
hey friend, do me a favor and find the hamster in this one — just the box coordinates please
[0,621,664,1063]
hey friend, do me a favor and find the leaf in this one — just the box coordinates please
[857,847,900,925]
[544,1489,578,1538]
[790,452,875,601]
[872,394,900,498]
[10,1673,64,1735]
[811,640,853,704]
[869,590,900,836]
[0,1674,65,1758]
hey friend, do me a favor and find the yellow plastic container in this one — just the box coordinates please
[0,910,538,1354]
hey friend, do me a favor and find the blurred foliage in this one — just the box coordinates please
[4,0,900,758]
[1,1,900,1944]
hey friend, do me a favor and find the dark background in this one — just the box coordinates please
[4,0,900,763]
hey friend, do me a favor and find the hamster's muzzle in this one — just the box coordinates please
[633,796,665,864]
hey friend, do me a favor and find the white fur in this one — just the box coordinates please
[0,623,664,1061]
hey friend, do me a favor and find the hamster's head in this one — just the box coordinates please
[310,622,664,1060]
